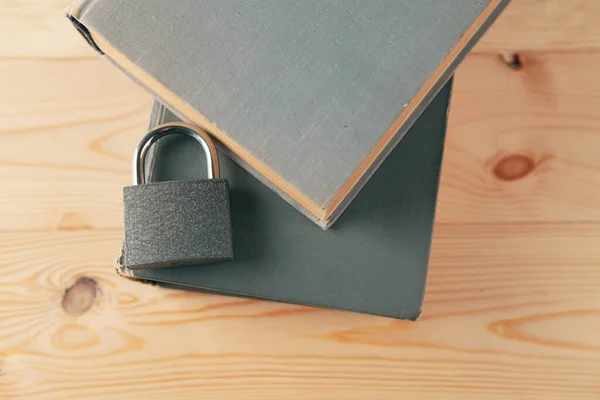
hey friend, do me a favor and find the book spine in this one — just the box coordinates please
[67,15,104,55]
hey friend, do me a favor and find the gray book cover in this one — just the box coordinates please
[117,81,451,320]
[68,0,508,227]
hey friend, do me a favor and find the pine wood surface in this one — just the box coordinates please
[4,0,600,59]
[2,0,600,398]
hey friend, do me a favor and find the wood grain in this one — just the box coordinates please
[2,0,600,398]
[0,58,151,231]
[439,51,600,223]
[0,0,93,59]
[4,0,600,60]
[1,227,599,399]
[476,0,600,53]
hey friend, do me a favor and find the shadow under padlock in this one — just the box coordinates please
[122,123,234,270]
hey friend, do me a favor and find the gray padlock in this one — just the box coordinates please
[122,122,233,270]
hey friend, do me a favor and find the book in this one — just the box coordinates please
[117,80,451,320]
[68,0,508,227]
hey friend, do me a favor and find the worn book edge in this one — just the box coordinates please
[67,0,508,228]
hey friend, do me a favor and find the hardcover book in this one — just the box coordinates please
[68,0,508,227]
[117,80,451,320]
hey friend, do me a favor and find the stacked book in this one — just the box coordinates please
[67,0,509,319]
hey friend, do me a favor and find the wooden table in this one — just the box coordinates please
[2,1,600,398]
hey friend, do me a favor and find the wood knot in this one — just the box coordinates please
[501,52,523,71]
[62,277,98,317]
[492,154,535,182]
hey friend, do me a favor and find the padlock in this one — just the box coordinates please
[122,122,233,270]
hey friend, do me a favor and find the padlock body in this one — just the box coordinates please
[123,179,233,269]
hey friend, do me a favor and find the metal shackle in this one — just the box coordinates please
[133,122,220,185]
